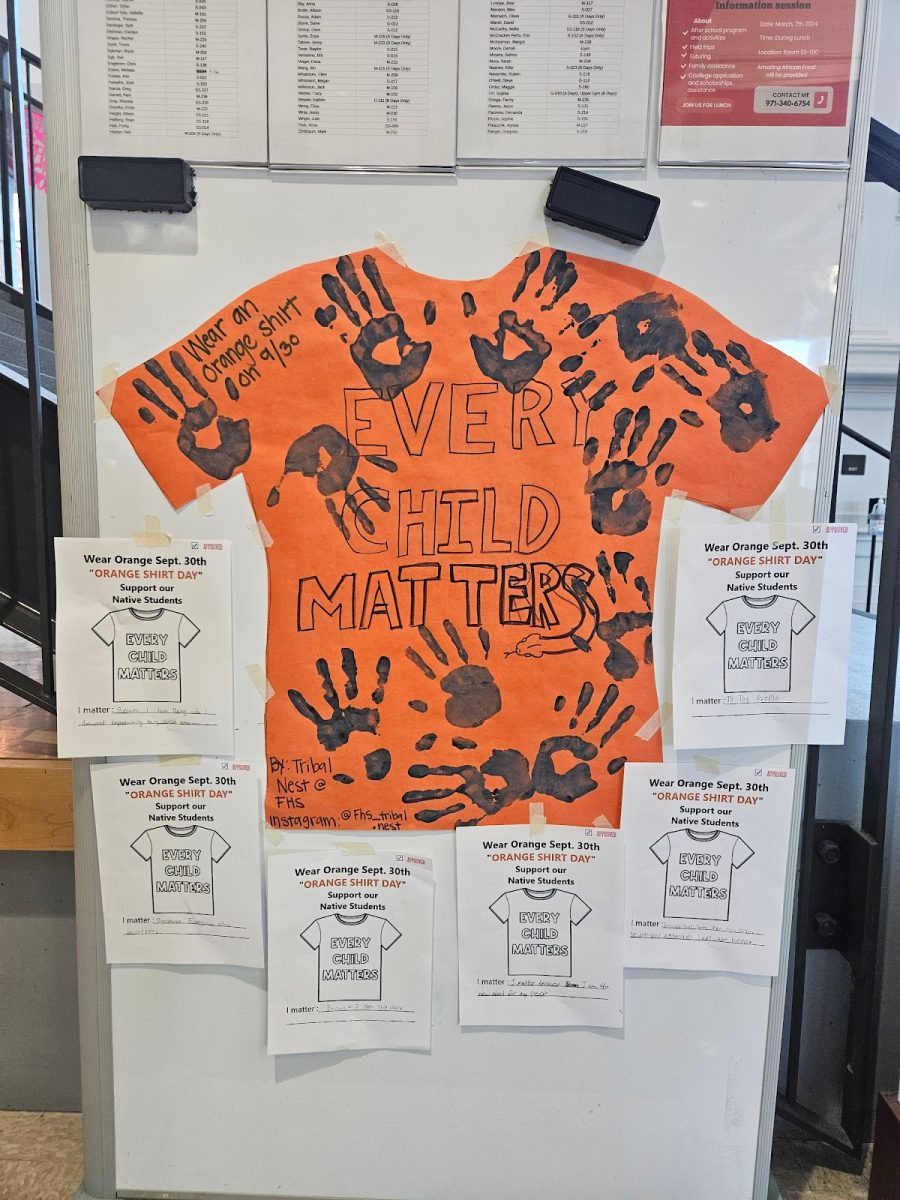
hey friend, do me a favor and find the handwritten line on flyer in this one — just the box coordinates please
[630,933,765,946]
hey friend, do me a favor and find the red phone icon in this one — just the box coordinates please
[814,91,829,108]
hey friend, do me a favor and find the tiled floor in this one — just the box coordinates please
[0,1112,82,1200]
[771,1136,872,1199]
[0,1113,876,1200]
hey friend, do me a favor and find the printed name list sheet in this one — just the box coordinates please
[79,0,268,162]
[268,0,459,168]
[457,0,654,162]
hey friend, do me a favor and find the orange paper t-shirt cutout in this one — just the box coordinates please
[107,246,827,830]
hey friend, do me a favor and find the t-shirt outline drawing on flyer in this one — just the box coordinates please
[130,823,231,916]
[489,887,591,977]
[706,594,815,694]
[91,606,201,703]
[300,912,402,1003]
[105,244,828,831]
[650,828,754,921]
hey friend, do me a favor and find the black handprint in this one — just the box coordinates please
[691,332,777,452]
[132,353,250,480]
[470,311,552,395]
[265,422,395,546]
[530,686,631,806]
[399,676,637,826]
[511,248,579,311]
[465,250,578,394]
[558,287,778,457]
[402,748,535,825]
[584,406,677,537]
[556,681,633,772]
[316,254,432,399]
[610,294,778,452]
[405,620,500,729]
[288,651,391,784]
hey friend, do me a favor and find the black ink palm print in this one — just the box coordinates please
[402,745,534,827]
[399,679,634,827]
[288,651,392,784]
[405,620,500,729]
[315,253,432,399]
[552,287,780,543]
[584,406,678,538]
[265,421,396,545]
[690,330,777,452]
[561,288,778,455]
[131,353,251,479]
[467,249,577,395]
[529,682,635,805]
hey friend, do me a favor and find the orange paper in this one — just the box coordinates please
[107,246,826,830]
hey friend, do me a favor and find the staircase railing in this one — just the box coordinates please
[0,0,55,712]
[0,31,48,317]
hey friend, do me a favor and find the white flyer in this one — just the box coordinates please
[90,759,264,967]
[55,538,234,758]
[456,825,623,1028]
[672,522,856,749]
[267,848,434,1055]
[622,763,794,976]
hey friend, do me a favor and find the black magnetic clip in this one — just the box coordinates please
[78,156,196,214]
[545,166,659,246]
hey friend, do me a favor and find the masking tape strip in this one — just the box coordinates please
[819,364,843,416]
[636,702,672,741]
[768,493,787,544]
[729,504,759,521]
[666,489,688,526]
[196,484,214,516]
[514,233,551,255]
[248,520,274,548]
[95,379,116,422]
[339,842,376,855]
[133,515,172,547]
[245,664,275,702]
[373,230,408,265]
[694,755,720,773]
[160,755,202,766]
[529,801,546,835]
[592,814,614,828]
[263,822,284,847]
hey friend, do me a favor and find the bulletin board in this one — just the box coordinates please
[41,2,880,1199]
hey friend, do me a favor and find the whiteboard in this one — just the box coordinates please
[79,161,852,1200]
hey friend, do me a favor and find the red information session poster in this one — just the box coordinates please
[662,0,857,128]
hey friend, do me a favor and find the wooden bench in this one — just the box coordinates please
[0,758,74,850]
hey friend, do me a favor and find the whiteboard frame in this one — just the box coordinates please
[38,0,882,1195]
[752,1,882,1190]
